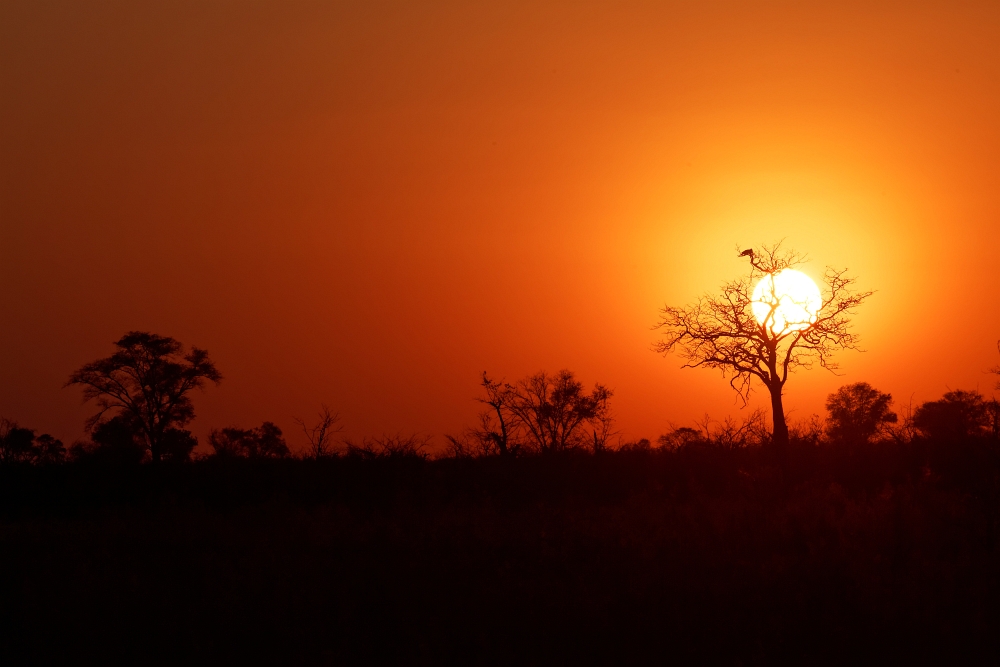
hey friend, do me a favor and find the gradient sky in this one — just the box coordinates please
[2,1,999,451]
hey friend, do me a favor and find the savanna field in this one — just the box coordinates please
[2,417,1000,665]
[6,2,1000,665]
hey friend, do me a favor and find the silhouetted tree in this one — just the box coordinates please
[209,422,289,459]
[295,406,343,459]
[0,419,38,464]
[992,340,1000,387]
[67,332,221,463]
[476,373,519,456]
[913,390,992,441]
[446,373,527,458]
[507,370,613,453]
[0,419,66,464]
[70,415,147,465]
[825,382,897,445]
[32,434,66,464]
[1,422,47,463]
[345,434,429,460]
[656,427,703,450]
[445,409,507,458]
[654,244,872,454]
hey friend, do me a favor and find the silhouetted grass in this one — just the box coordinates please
[1,439,999,665]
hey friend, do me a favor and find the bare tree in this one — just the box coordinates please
[294,405,343,459]
[444,374,520,458]
[654,244,872,453]
[67,332,221,463]
[475,373,519,456]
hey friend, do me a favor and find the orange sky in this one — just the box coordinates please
[2,1,999,451]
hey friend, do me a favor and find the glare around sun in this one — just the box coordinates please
[750,269,822,335]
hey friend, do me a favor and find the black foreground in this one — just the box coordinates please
[1,442,999,665]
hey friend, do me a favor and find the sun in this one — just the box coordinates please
[751,269,823,335]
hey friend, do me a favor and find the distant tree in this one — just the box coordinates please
[654,244,872,454]
[32,434,66,464]
[0,419,66,464]
[657,427,703,450]
[475,373,519,456]
[67,332,221,463]
[825,382,897,445]
[345,434,429,460]
[445,408,508,458]
[588,387,617,453]
[617,437,653,452]
[992,340,1000,387]
[506,370,613,453]
[913,390,992,441]
[657,409,768,451]
[209,422,289,459]
[0,419,38,464]
[71,415,147,465]
[294,405,343,459]
[987,399,1000,441]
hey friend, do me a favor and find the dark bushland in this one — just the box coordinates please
[2,436,1000,666]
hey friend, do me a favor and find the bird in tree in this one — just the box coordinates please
[67,331,222,463]
[654,244,873,454]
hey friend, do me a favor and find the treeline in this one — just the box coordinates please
[2,330,999,466]
[3,332,1000,664]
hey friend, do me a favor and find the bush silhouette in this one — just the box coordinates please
[913,390,993,441]
[825,382,897,445]
[209,422,290,459]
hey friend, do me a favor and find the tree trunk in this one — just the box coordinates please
[769,384,789,456]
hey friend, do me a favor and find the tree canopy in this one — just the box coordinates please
[67,331,221,463]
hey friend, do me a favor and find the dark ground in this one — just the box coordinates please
[2,441,999,665]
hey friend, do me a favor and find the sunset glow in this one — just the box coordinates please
[4,3,1000,664]
[751,269,823,335]
[2,0,1000,451]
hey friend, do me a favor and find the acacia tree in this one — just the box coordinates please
[67,331,222,463]
[507,370,613,453]
[654,244,872,453]
[209,422,289,458]
[825,382,897,445]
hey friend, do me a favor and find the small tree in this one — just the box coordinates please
[506,370,613,453]
[345,434,429,460]
[67,332,221,463]
[654,244,872,453]
[0,419,66,465]
[992,340,1000,386]
[474,373,519,456]
[446,373,524,458]
[209,422,290,459]
[0,419,38,464]
[294,406,343,459]
[913,390,992,441]
[825,382,897,445]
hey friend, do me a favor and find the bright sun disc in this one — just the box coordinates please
[751,269,822,335]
